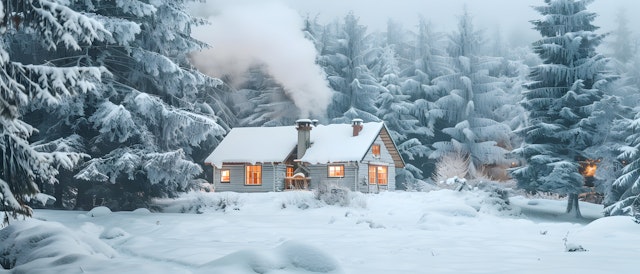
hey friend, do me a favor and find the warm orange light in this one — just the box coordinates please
[581,159,598,178]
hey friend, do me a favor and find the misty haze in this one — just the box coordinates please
[1,0,639,274]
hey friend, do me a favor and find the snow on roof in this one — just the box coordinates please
[300,122,383,164]
[205,126,297,168]
[204,122,384,168]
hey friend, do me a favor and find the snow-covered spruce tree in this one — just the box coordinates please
[429,8,512,179]
[321,12,383,123]
[0,0,107,222]
[609,9,635,65]
[372,45,429,186]
[608,15,640,109]
[511,0,615,218]
[18,0,227,210]
[232,66,300,127]
[605,111,640,216]
[399,17,450,178]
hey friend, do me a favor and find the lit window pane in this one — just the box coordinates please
[221,169,230,183]
[245,165,262,185]
[329,165,344,177]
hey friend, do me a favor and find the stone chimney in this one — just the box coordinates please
[296,119,313,158]
[351,118,363,137]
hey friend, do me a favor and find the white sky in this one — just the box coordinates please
[282,0,639,31]
[199,0,640,47]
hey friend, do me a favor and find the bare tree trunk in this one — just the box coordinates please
[566,194,582,218]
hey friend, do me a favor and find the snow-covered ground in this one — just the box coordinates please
[1,189,639,274]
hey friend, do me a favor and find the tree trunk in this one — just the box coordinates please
[566,193,583,218]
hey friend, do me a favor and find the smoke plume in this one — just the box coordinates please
[190,1,333,118]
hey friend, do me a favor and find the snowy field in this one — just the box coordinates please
[1,189,639,274]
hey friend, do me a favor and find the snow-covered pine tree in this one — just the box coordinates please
[609,9,635,65]
[321,12,383,123]
[372,45,429,186]
[429,8,512,179]
[0,0,107,222]
[605,111,640,216]
[232,66,300,127]
[511,0,615,218]
[608,11,640,108]
[16,0,228,210]
[398,17,450,178]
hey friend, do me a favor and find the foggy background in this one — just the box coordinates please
[188,0,640,115]
[190,0,640,47]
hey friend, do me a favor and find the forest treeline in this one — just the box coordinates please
[1,0,639,222]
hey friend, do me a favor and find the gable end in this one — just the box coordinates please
[379,126,405,168]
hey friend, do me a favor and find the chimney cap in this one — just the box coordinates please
[351,118,363,124]
[296,119,313,124]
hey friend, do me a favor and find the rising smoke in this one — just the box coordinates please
[189,0,333,118]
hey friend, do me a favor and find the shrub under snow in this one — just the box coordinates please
[0,220,117,271]
[86,206,112,217]
[196,241,343,274]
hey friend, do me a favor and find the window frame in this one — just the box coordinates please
[372,144,381,158]
[220,169,230,183]
[245,165,262,186]
[327,165,345,178]
[286,166,294,178]
[368,165,388,185]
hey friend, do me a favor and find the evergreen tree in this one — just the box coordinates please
[15,0,227,210]
[0,0,107,222]
[398,17,449,178]
[605,111,640,216]
[372,45,429,185]
[511,0,614,218]
[610,9,635,64]
[322,12,383,123]
[430,8,512,179]
[232,66,299,127]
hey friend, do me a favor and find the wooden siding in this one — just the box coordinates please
[359,134,397,192]
[307,163,359,191]
[213,163,285,192]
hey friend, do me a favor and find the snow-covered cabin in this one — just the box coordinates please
[204,119,405,193]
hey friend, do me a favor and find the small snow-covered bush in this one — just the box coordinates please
[154,192,241,213]
[563,232,587,252]
[86,206,112,217]
[315,182,350,206]
[432,153,469,184]
[277,191,319,210]
[196,241,342,273]
[0,220,117,270]
[437,176,469,191]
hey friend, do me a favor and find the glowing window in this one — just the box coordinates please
[286,166,294,177]
[372,144,381,157]
[328,165,345,177]
[220,169,230,183]
[368,165,388,185]
[245,165,262,185]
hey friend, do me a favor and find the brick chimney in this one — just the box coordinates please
[351,118,363,137]
[296,119,313,158]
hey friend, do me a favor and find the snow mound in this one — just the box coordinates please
[0,220,117,272]
[132,208,152,214]
[87,206,112,217]
[582,216,638,233]
[197,241,343,274]
[100,227,129,239]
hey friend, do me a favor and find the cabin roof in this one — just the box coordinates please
[205,122,404,168]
